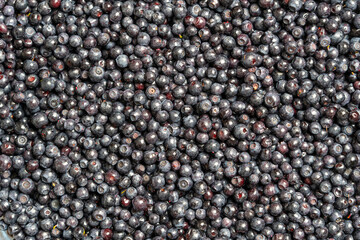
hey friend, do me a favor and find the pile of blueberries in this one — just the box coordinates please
[1,0,360,239]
